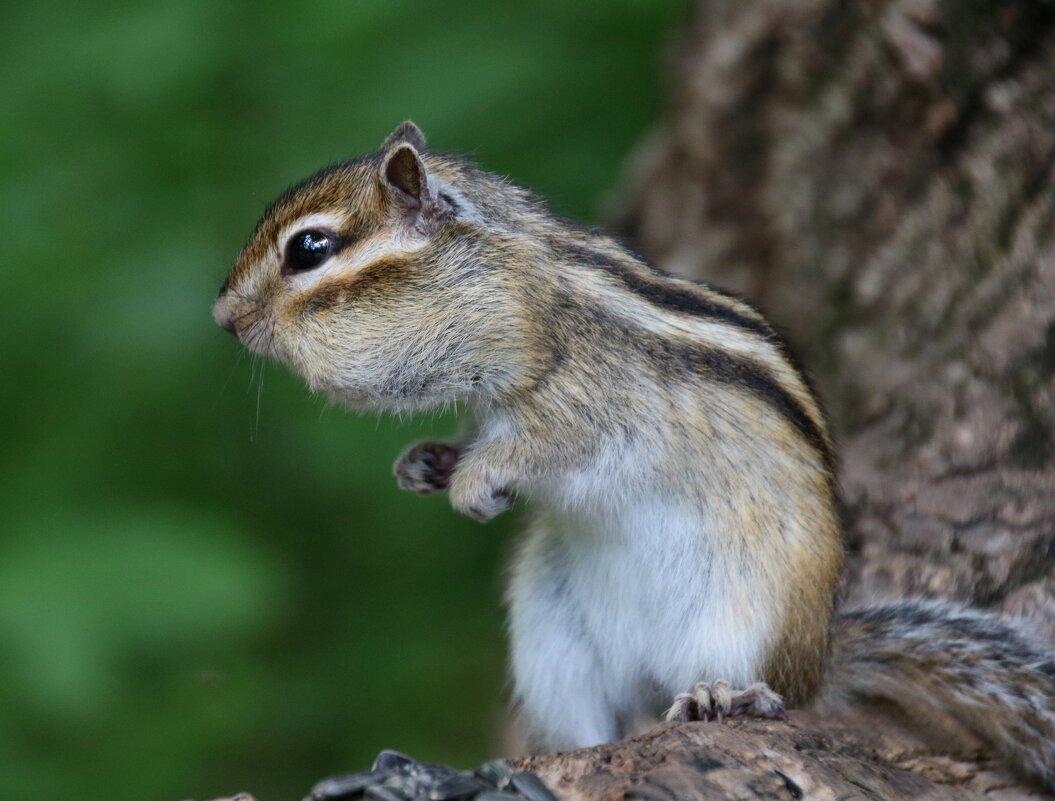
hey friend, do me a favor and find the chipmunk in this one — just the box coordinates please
[213,122,1055,787]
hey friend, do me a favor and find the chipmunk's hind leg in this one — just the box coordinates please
[666,679,787,723]
[511,611,621,751]
[508,516,625,751]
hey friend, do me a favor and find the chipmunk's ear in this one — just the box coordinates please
[382,143,429,211]
[381,120,427,152]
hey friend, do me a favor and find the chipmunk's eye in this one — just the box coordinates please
[287,230,333,272]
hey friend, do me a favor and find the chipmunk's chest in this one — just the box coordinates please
[523,433,664,509]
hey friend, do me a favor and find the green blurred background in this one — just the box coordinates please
[1,2,681,799]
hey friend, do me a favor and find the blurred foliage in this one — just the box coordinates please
[0,2,681,799]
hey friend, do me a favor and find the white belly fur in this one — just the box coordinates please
[507,487,778,749]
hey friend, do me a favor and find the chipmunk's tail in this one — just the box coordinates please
[827,599,1055,788]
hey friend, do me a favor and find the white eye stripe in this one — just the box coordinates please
[338,231,426,272]
[433,180,482,224]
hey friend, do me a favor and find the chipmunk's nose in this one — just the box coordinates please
[218,313,237,335]
[212,297,239,335]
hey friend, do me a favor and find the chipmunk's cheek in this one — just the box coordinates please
[278,289,347,385]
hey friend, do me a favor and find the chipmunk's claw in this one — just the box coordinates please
[665,680,786,723]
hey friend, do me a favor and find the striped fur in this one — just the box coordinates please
[213,122,1054,787]
[828,600,1055,786]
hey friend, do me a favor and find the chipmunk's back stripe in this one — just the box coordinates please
[559,243,772,339]
[665,340,835,472]
[560,292,834,471]
[558,241,832,464]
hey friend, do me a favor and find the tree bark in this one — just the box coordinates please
[512,713,1022,801]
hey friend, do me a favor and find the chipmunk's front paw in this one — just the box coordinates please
[448,470,513,523]
[666,680,786,723]
[394,442,461,494]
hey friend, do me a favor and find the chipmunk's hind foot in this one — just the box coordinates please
[666,680,786,723]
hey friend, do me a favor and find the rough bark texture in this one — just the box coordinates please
[523,0,1055,798]
[513,713,1037,801]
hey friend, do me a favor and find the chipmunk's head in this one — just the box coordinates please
[213,122,540,412]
